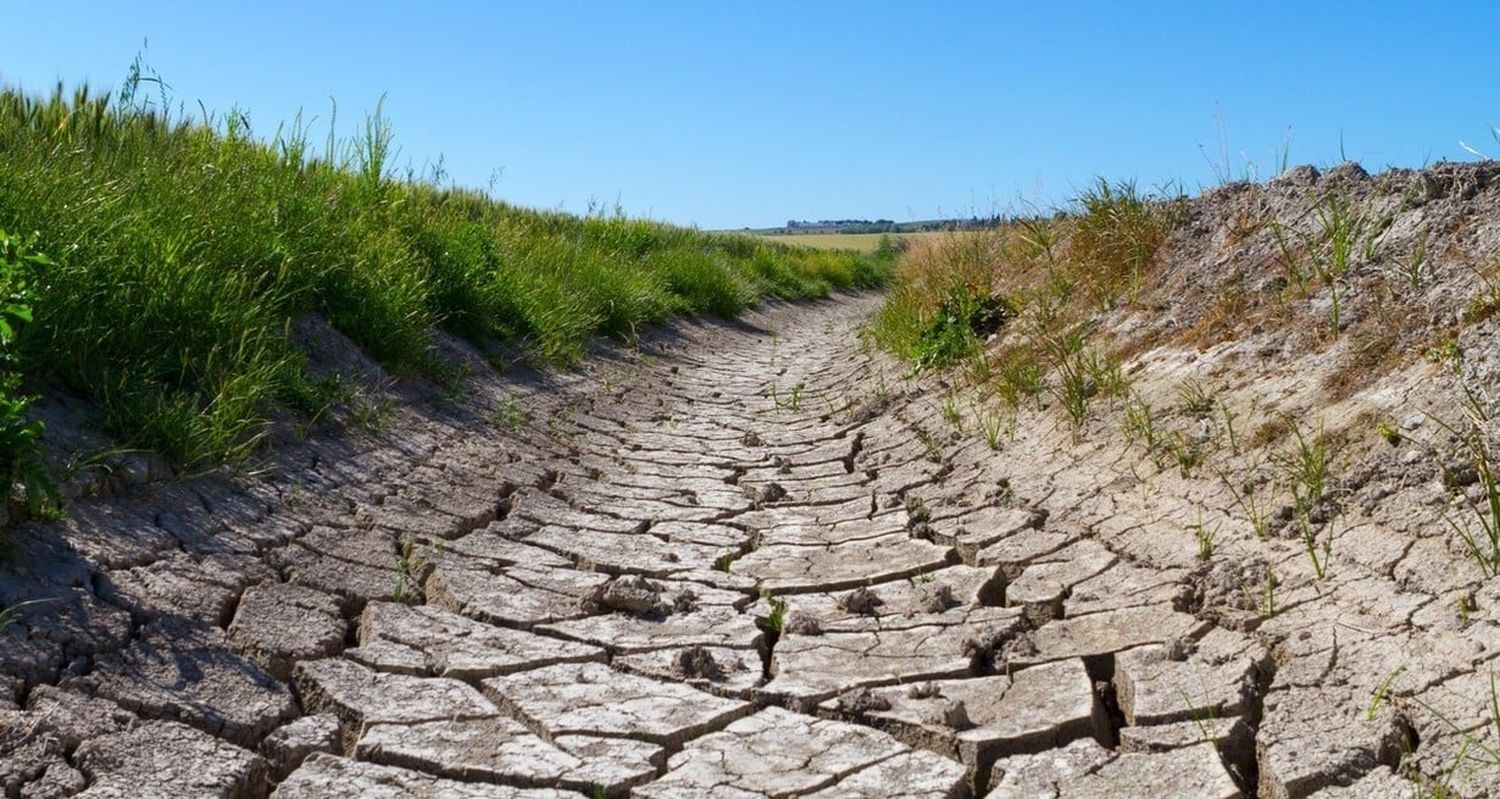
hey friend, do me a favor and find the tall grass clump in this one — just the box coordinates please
[867,232,1013,371]
[871,180,1175,432]
[1068,179,1173,307]
[0,76,888,466]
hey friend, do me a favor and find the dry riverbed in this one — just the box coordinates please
[0,238,1496,796]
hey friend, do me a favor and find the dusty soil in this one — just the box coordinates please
[6,162,1500,798]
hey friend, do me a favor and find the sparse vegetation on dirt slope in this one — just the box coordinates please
[0,80,886,474]
[874,160,1500,795]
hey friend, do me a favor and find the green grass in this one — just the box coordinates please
[866,231,1012,370]
[0,80,889,467]
[0,230,52,521]
[869,180,1172,434]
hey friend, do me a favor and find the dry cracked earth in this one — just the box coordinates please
[0,293,1446,798]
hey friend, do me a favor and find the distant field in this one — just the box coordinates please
[755,231,956,253]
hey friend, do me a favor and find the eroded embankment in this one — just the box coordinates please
[0,249,1487,799]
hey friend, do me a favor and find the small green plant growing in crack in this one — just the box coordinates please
[1236,566,1278,619]
[1367,665,1408,722]
[1435,402,1500,576]
[1178,685,1224,752]
[1274,422,1335,578]
[1217,403,1244,455]
[1122,394,1161,456]
[756,595,787,634]
[941,392,964,432]
[916,429,944,463]
[1191,511,1220,561]
[1295,516,1331,581]
[1388,231,1428,293]
[1284,423,1331,504]
[1385,667,1500,794]
[1376,420,1402,446]
[349,393,397,432]
[788,381,805,410]
[1220,470,1273,540]
[713,553,735,573]
[1122,392,1164,461]
[492,397,531,431]
[769,381,806,410]
[1176,379,1214,416]
[1165,431,1205,478]
[974,403,1011,451]
[392,540,424,604]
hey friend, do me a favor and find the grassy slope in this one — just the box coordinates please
[868,181,1173,413]
[0,84,889,465]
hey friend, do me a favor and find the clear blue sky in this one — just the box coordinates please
[6,2,1500,229]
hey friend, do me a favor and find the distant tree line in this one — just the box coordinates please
[778,216,1009,234]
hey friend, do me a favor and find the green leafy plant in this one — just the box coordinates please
[912,284,1014,372]
[0,230,56,527]
[756,595,788,634]
[1377,421,1402,446]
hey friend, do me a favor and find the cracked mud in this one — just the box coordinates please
[0,284,1484,798]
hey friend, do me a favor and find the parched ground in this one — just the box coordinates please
[0,270,1494,796]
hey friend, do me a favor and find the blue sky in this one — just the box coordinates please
[6,2,1500,229]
